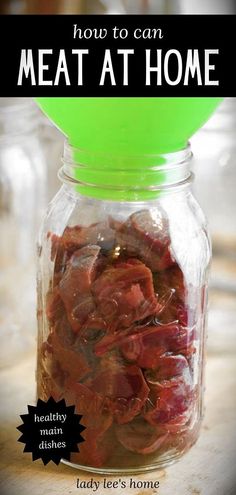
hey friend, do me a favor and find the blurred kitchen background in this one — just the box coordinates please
[0,0,236,14]
[0,0,235,369]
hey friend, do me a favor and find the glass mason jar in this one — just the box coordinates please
[38,112,64,200]
[0,98,47,368]
[192,98,236,249]
[191,99,236,352]
[37,142,210,473]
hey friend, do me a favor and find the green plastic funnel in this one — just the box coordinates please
[36,97,222,199]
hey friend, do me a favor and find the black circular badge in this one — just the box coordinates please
[17,397,85,465]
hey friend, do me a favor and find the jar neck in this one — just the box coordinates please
[60,141,192,201]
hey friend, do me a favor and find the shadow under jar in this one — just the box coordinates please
[36,142,211,474]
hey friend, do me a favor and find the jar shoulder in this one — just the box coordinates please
[39,187,210,271]
[163,191,211,283]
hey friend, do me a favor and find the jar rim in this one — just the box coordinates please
[63,140,192,169]
[0,98,40,139]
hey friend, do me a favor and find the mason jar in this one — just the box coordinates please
[36,142,210,473]
[38,112,64,200]
[192,98,236,249]
[191,98,236,353]
[0,98,47,368]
